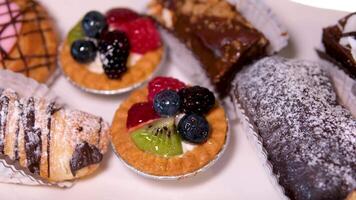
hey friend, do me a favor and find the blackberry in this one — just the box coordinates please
[179,86,215,114]
[98,30,130,79]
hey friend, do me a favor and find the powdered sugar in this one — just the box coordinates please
[234,56,356,200]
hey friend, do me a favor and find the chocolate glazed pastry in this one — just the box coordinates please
[0,88,109,182]
[234,56,356,200]
[148,0,268,97]
[322,12,356,78]
[0,0,58,83]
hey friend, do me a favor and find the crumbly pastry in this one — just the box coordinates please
[0,88,109,182]
[234,56,356,200]
[322,12,356,78]
[0,0,58,83]
[60,8,164,93]
[148,0,268,96]
[111,79,228,177]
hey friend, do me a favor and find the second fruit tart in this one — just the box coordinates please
[111,77,228,178]
[60,8,164,94]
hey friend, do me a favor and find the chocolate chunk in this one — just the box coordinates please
[70,142,103,176]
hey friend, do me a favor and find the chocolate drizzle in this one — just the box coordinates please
[13,98,22,161]
[45,102,59,178]
[23,97,41,174]
[0,94,9,154]
[0,0,55,75]
[69,142,103,176]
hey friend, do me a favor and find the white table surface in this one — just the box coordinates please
[0,0,348,199]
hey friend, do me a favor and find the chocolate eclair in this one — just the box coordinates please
[0,0,58,83]
[0,88,109,182]
[234,56,356,200]
[148,0,268,96]
[322,12,356,78]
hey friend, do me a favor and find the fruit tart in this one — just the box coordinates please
[60,8,164,94]
[0,0,58,83]
[111,77,228,178]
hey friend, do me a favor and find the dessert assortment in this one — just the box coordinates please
[148,0,269,96]
[233,56,356,200]
[0,0,58,83]
[321,12,356,78]
[111,77,228,177]
[0,0,355,199]
[0,87,109,182]
[59,8,164,94]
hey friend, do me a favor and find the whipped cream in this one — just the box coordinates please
[87,53,143,74]
[339,14,356,61]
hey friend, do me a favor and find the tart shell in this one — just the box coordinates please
[111,87,228,177]
[60,40,163,94]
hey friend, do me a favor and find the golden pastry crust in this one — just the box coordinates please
[111,87,228,176]
[60,40,163,91]
[347,191,356,200]
[0,0,58,83]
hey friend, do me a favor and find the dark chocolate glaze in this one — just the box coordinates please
[45,102,57,178]
[158,0,268,96]
[23,97,42,175]
[0,95,9,154]
[70,141,103,176]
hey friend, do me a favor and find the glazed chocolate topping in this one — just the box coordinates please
[23,97,42,174]
[70,141,103,176]
[0,94,9,154]
[157,0,268,96]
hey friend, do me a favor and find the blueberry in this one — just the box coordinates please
[178,113,210,144]
[153,90,181,117]
[82,11,107,38]
[71,39,97,63]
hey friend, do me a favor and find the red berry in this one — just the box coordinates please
[106,8,139,30]
[126,102,159,130]
[119,18,162,54]
[148,77,186,102]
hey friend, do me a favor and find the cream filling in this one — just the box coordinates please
[87,53,143,74]
[339,15,356,61]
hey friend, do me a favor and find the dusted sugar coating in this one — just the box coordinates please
[0,88,109,182]
[234,56,356,200]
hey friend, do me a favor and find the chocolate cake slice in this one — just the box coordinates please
[148,0,268,96]
[234,56,356,200]
[322,12,356,78]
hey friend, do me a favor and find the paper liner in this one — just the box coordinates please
[0,69,72,187]
[158,0,288,122]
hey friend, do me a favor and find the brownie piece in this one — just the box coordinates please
[148,0,268,96]
[322,12,356,78]
[234,56,356,200]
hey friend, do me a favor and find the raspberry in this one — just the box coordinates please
[126,102,160,130]
[179,86,215,114]
[106,8,139,30]
[148,77,186,102]
[119,18,162,54]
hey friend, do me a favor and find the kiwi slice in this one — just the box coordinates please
[130,118,183,157]
[67,21,85,44]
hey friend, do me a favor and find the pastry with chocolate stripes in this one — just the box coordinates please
[0,88,109,182]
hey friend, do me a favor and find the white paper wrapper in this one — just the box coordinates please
[230,59,356,200]
[0,69,72,188]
